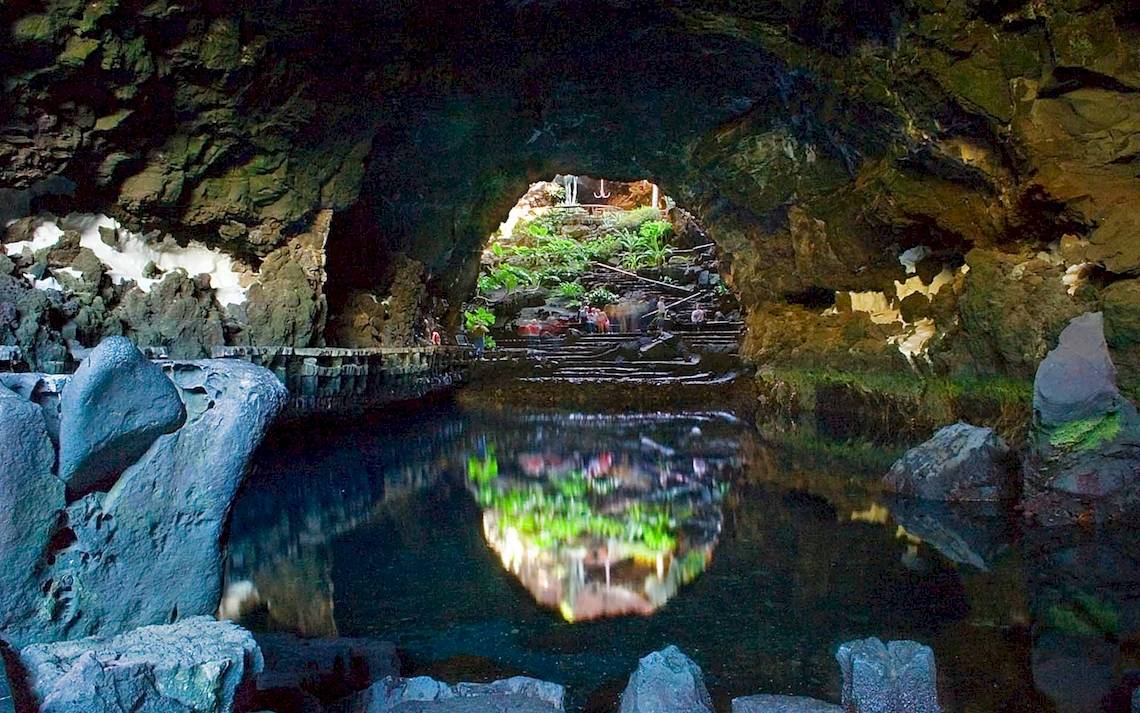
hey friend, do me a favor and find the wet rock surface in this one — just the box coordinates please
[619,645,714,713]
[58,335,185,497]
[836,638,940,713]
[18,616,262,713]
[883,423,1013,502]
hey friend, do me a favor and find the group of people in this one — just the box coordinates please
[578,305,612,333]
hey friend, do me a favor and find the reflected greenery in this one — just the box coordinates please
[464,421,725,622]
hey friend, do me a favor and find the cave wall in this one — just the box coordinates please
[2,0,1138,396]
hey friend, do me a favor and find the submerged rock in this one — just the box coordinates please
[883,423,1013,502]
[836,638,940,713]
[1024,312,1140,525]
[619,645,714,713]
[732,694,841,712]
[58,336,186,497]
[254,632,399,703]
[18,616,262,713]
[346,674,564,712]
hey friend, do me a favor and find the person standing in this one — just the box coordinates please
[470,322,489,358]
[690,305,706,332]
[596,309,611,333]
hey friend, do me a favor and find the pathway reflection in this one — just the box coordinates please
[465,412,740,621]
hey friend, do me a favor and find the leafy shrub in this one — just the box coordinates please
[638,219,672,242]
[465,307,496,330]
[602,206,663,231]
[586,287,618,307]
[556,282,585,299]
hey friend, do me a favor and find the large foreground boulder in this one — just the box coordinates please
[619,645,714,713]
[1024,312,1140,525]
[836,638,940,713]
[732,694,841,712]
[0,388,66,644]
[882,423,1013,502]
[0,344,287,648]
[347,675,564,712]
[18,617,262,713]
[58,336,186,497]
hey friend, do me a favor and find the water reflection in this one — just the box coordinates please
[465,413,734,621]
[224,404,1140,712]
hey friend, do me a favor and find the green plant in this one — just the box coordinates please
[638,219,672,242]
[602,206,663,231]
[467,445,499,485]
[488,264,537,294]
[555,282,585,299]
[465,307,496,331]
[1048,411,1122,451]
[585,287,618,307]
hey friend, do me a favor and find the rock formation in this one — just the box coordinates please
[0,338,286,648]
[346,674,565,712]
[835,638,940,713]
[0,0,1134,425]
[619,645,715,713]
[732,695,842,713]
[883,423,1014,502]
[17,617,262,713]
[1023,312,1140,525]
[57,335,185,497]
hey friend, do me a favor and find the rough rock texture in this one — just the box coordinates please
[347,675,564,713]
[1024,312,1140,525]
[2,0,1136,395]
[836,638,940,713]
[0,349,287,648]
[732,695,841,713]
[1034,313,1125,426]
[18,617,262,713]
[619,645,714,713]
[58,336,185,497]
[882,423,1013,502]
[0,387,65,649]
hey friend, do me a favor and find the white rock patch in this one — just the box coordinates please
[7,213,248,306]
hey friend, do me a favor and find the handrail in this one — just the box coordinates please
[589,261,693,294]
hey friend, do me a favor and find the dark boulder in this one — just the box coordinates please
[836,638,940,713]
[882,423,1013,502]
[619,645,714,713]
[732,694,841,712]
[0,656,11,713]
[58,336,186,497]
[18,617,262,713]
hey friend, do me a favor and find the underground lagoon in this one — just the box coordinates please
[2,0,1140,711]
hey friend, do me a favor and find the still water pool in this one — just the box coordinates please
[224,401,1140,712]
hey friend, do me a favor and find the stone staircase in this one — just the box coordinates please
[490,324,744,385]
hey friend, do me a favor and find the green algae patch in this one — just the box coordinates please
[1046,591,1120,637]
[1048,411,1122,451]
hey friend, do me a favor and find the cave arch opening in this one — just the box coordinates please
[461,175,741,352]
